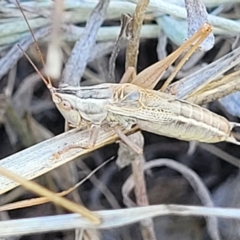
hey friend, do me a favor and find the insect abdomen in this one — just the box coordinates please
[137,101,231,143]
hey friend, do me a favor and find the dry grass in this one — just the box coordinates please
[0,0,240,239]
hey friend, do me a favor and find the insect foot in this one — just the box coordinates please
[51,142,93,162]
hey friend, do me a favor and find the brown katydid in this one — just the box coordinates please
[18,4,240,156]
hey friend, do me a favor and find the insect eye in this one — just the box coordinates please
[61,100,72,110]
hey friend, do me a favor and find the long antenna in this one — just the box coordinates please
[16,0,52,88]
[17,44,49,87]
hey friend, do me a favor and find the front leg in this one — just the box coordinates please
[55,124,100,158]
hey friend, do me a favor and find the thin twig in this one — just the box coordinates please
[125,0,149,70]
[199,143,240,168]
[108,13,133,83]
[1,204,240,238]
[0,165,100,224]
[78,161,121,209]
[168,46,240,99]
[123,159,220,240]
[185,69,240,105]
[0,157,114,211]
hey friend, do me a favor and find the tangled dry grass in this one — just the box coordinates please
[0,0,240,239]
